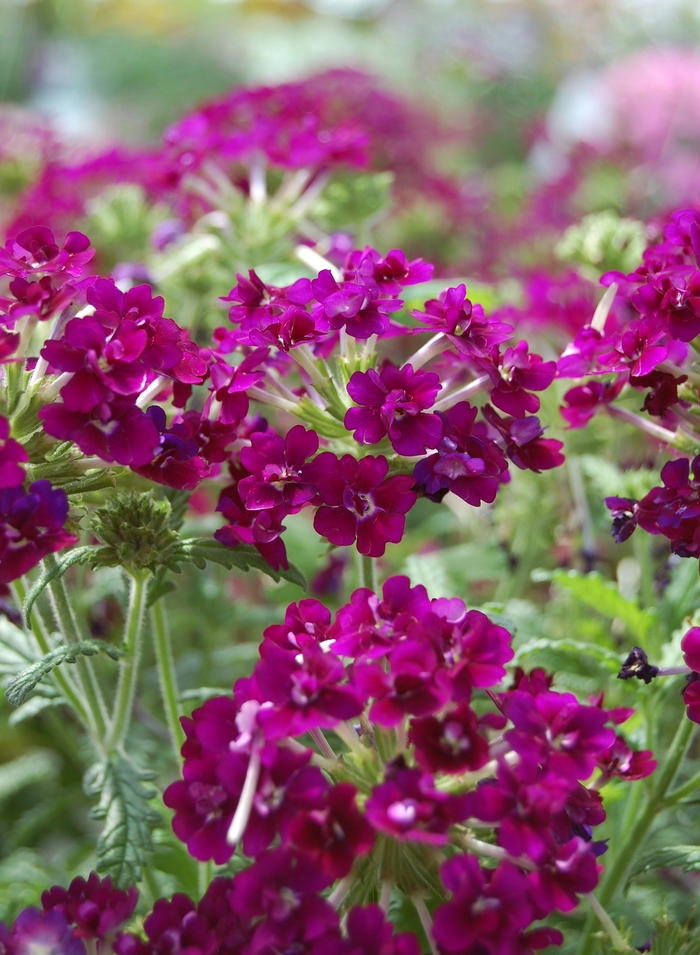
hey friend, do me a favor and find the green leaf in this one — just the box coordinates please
[0,750,60,802]
[23,546,95,624]
[8,693,66,725]
[629,844,700,882]
[5,640,120,707]
[512,635,622,671]
[533,568,658,642]
[84,755,161,888]
[178,538,306,588]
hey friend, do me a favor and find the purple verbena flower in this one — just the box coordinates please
[345,362,442,456]
[310,453,416,557]
[41,872,137,939]
[413,402,508,506]
[0,480,78,583]
[0,908,86,955]
[239,425,319,513]
[311,271,403,340]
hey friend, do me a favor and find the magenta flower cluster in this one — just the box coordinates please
[156,577,653,954]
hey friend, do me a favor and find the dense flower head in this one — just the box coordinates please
[41,871,137,939]
[0,480,78,583]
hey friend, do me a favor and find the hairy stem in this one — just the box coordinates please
[107,571,149,750]
[44,556,109,737]
[11,578,94,733]
[152,599,185,762]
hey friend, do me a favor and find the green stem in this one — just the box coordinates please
[152,599,185,761]
[10,578,93,732]
[578,713,695,955]
[358,553,378,592]
[43,555,109,738]
[198,859,214,898]
[107,572,149,751]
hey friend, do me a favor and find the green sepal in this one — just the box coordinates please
[5,639,120,706]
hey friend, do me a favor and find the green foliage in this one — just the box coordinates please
[642,914,700,955]
[556,210,647,279]
[5,640,120,707]
[23,546,95,623]
[0,751,60,803]
[311,172,394,232]
[0,849,64,922]
[533,568,658,643]
[84,755,161,888]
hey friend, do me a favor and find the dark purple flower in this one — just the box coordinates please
[433,855,534,955]
[310,453,416,557]
[408,701,490,774]
[288,782,375,878]
[330,574,431,660]
[597,317,668,377]
[311,270,402,340]
[682,626,700,672]
[0,908,86,955]
[215,481,288,570]
[344,905,421,955]
[131,407,219,491]
[365,760,467,844]
[487,341,556,418]
[483,405,565,472]
[632,266,700,342]
[117,894,217,955]
[39,399,161,467]
[344,247,433,293]
[355,638,450,727]
[0,227,93,279]
[262,598,333,655]
[412,284,513,359]
[0,417,27,488]
[631,370,687,417]
[561,378,625,429]
[504,689,616,781]
[527,838,601,915]
[595,736,656,784]
[41,872,137,939]
[254,642,364,737]
[345,362,442,456]
[0,480,78,584]
[413,402,508,506]
[0,275,79,324]
[239,425,319,513]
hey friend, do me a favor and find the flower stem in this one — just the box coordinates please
[43,556,109,738]
[10,578,94,733]
[412,895,438,955]
[585,894,631,952]
[577,712,695,955]
[432,375,490,411]
[358,553,378,592]
[107,571,149,750]
[152,598,185,762]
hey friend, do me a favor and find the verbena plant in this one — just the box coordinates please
[1,71,700,955]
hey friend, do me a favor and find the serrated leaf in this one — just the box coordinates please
[512,636,621,671]
[5,640,120,707]
[629,844,700,882]
[23,546,95,623]
[180,538,306,588]
[645,914,700,955]
[84,755,160,887]
[534,568,658,642]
